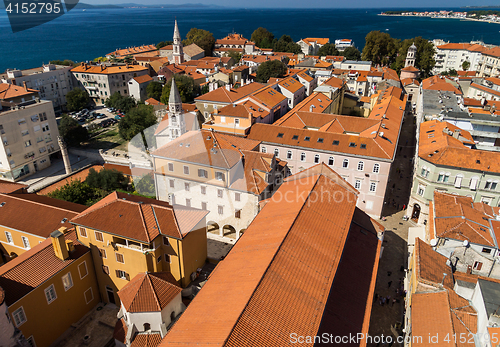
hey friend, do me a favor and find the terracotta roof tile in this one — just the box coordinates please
[130,333,163,347]
[71,64,148,75]
[278,77,304,93]
[0,179,27,194]
[0,83,38,100]
[133,75,153,84]
[162,163,367,346]
[482,47,500,58]
[414,238,454,290]
[118,272,181,312]
[107,45,157,58]
[113,318,128,344]
[422,75,462,94]
[0,193,83,238]
[37,165,104,195]
[145,98,165,106]
[195,82,265,103]
[301,38,329,45]
[0,230,89,306]
[437,43,472,50]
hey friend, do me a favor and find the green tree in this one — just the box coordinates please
[118,104,157,142]
[225,50,241,64]
[133,173,155,197]
[146,81,163,101]
[341,46,362,61]
[183,28,215,56]
[47,180,105,206]
[85,168,129,192]
[318,43,340,57]
[93,57,108,63]
[58,114,88,147]
[393,37,436,78]
[105,92,136,113]
[273,35,301,54]
[66,88,90,112]
[362,31,400,66]
[160,74,199,104]
[156,40,173,49]
[462,60,471,71]
[441,69,458,77]
[256,60,288,83]
[49,59,77,66]
[251,27,275,49]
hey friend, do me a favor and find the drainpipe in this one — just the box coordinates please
[177,239,183,285]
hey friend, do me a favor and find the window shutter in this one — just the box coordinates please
[115,270,120,278]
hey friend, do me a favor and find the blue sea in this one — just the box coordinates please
[1,7,500,72]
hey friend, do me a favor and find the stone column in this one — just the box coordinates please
[57,136,72,175]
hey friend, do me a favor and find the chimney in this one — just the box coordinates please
[51,227,69,261]
[453,129,460,139]
[23,81,28,92]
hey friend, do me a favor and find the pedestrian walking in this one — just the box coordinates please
[392,298,397,306]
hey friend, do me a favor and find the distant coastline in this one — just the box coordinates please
[379,10,500,25]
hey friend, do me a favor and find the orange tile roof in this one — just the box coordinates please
[382,67,400,82]
[419,120,500,173]
[463,97,482,107]
[107,45,157,58]
[113,318,128,345]
[0,83,38,100]
[302,37,330,46]
[470,82,500,98]
[297,70,314,82]
[71,191,207,242]
[414,238,454,290]
[216,101,268,120]
[422,75,462,94]
[162,163,372,346]
[130,333,163,347]
[118,272,181,313]
[411,290,477,346]
[437,43,472,50]
[195,82,265,104]
[133,75,153,84]
[145,98,165,106]
[401,65,420,72]
[38,165,104,195]
[0,179,27,194]
[277,76,304,93]
[433,191,496,247]
[216,33,250,45]
[482,47,500,58]
[0,192,83,238]
[0,229,89,306]
[322,76,345,89]
[249,86,287,108]
[250,87,405,160]
[315,60,332,68]
[401,78,420,87]
[71,64,148,75]
[283,92,333,115]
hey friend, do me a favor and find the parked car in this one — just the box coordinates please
[114,115,122,120]
[96,113,106,119]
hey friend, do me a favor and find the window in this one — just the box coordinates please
[349,142,356,147]
[186,198,191,207]
[201,202,207,210]
[26,336,35,347]
[443,173,450,183]
[98,248,106,258]
[184,183,190,192]
[292,135,299,140]
[277,133,284,138]
[304,136,310,141]
[287,150,292,159]
[95,231,103,242]
[183,166,189,175]
[169,179,174,188]
[235,192,241,201]
[482,248,492,254]
[235,209,241,218]
[220,116,226,123]
[12,307,26,327]
[300,152,306,162]
[62,272,73,291]
[18,118,26,125]
[342,159,349,168]
[44,284,57,304]
[198,169,208,178]
[78,262,88,279]
[470,177,479,190]
[84,288,94,304]
[157,255,162,263]
[355,180,361,189]
[360,144,366,149]
[201,186,206,195]
[417,185,425,196]
[313,154,320,163]
[333,140,339,145]
[21,236,30,249]
[116,253,124,264]
[168,163,174,171]
[216,172,224,181]
[165,254,171,263]
[370,182,377,192]
[454,175,463,188]
[261,146,266,153]
[317,138,324,143]
[5,231,13,243]
[218,205,224,215]
[102,265,109,275]
[473,261,483,270]
[25,140,32,147]
[437,172,444,182]
[21,130,29,136]
[217,189,223,198]
[357,161,364,171]
[421,167,426,176]
[328,157,334,166]
[373,163,380,173]
[274,148,279,157]
[235,119,240,126]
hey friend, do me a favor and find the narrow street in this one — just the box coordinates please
[367,106,417,346]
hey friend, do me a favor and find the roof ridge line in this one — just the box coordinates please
[148,274,162,311]
[0,192,80,214]
[138,204,152,243]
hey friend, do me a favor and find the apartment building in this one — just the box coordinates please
[297,37,329,56]
[161,163,382,346]
[407,120,500,225]
[433,42,487,74]
[1,64,74,113]
[151,130,288,240]
[0,229,100,347]
[0,84,61,181]
[468,76,500,102]
[247,86,406,218]
[477,47,500,77]
[127,74,153,102]
[213,33,257,57]
[71,63,149,105]
[70,191,208,301]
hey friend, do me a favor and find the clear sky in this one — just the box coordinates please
[82,0,496,8]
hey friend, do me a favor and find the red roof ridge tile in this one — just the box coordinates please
[1,192,78,214]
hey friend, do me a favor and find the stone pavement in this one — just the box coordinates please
[366,107,417,346]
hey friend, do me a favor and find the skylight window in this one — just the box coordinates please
[349,142,356,147]
[360,144,366,149]
[317,138,324,143]
[333,140,339,145]
[277,133,284,138]
[292,135,299,140]
[304,136,310,141]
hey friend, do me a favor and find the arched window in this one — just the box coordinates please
[357,161,364,171]
[314,154,320,163]
[328,157,334,166]
[342,159,349,168]
[144,323,151,331]
[373,163,380,173]
[287,150,292,160]
[300,152,306,162]
[274,148,279,157]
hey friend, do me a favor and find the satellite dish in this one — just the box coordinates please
[430,239,438,247]
[463,240,469,247]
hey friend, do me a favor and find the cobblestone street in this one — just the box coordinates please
[367,106,416,346]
